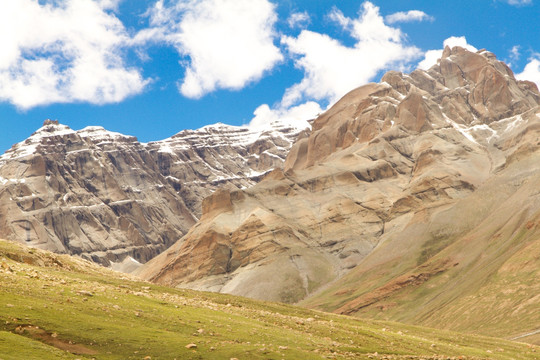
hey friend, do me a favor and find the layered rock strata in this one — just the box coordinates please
[0,119,309,268]
[138,46,540,307]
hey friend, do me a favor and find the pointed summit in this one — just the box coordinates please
[282,46,540,172]
[441,45,452,59]
[43,119,60,126]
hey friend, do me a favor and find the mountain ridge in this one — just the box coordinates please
[0,117,310,268]
[137,46,540,342]
[0,45,539,343]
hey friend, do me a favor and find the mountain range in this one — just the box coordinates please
[136,46,540,342]
[0,117,309,271]
[0,45,539,345]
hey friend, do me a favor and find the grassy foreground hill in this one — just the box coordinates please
[0,239,537,359]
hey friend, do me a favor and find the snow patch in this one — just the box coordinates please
[502,115,525,132]
[443,114,479,144]
[0,177,26,185]
[247,169,269,178]
[78,126,133,142]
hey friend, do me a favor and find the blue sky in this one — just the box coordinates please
[0,0,539,153]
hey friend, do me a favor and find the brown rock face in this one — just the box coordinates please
[138,47,540,309]
[0,120,309,268]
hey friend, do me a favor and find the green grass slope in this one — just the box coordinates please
[302,153,540,345]
[0,239,536,359]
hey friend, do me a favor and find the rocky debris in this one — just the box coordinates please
[138,46,540,306]
[0,117,309,268]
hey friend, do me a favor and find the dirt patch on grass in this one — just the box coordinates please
[14,325,97,355]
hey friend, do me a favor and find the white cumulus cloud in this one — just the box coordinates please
[142,0,283,99]
[249,1,422,129]
[280,2,421,107]
[516,57,540,90]
[0,0,147,110]
[418,36,477,70]
[249,101,321,129]
[385,10,434,24]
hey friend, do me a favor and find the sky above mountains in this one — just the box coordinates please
[0,0,539,153]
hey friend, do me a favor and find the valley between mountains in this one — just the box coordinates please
[1,45,539,357]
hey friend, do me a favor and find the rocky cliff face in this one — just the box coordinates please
[0,119,309,269]
[145,120,310,218]
[138,46,540,311]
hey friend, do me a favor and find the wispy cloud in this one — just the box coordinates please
[506,45,521,67]
[385,10,434,24]
[287,11,310,29]
[504,0,533,6]
[0,0,147,110]
[96,0,123,11]
[139,0,283,99]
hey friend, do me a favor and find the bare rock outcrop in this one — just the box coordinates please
[0,119,309,267]
[145,120,310,218]
[0,124,196,266]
